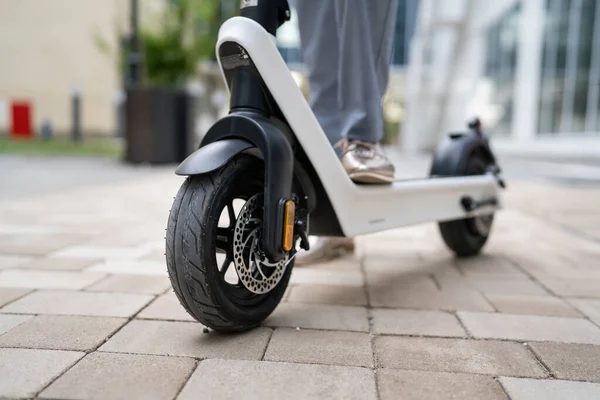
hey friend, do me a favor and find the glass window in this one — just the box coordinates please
[571,0,596,131]
[483,3,521,136]
[538,0,569,134]
[538,0,600,135]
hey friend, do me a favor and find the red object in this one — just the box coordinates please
[10,101,33,138]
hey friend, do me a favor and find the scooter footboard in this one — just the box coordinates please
[341,174,500,237]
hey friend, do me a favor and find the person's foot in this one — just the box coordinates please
[336,138,395,184]
[295,236,355,265]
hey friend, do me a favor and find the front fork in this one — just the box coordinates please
[212,0,296,262]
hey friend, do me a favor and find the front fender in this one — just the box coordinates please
[176,111,294,262]
[175,139,253,176]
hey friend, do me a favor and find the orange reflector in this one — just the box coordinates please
[282,200,295,252]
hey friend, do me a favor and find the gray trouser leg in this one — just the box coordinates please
[296,0,398,144]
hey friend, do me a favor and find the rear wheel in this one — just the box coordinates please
[437,150,494,257]
[165,155,293,332]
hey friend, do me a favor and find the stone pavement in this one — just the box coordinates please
[1,155,600,399]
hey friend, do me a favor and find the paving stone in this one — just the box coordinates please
[298,255,362,270]
[368,276,494,311]
[286,284,368,306]
[2,290,153,317]
[456,254,526,278]
[568,298,600,325]
[538,277,600,298]
[366,273,438,291]
[83,233,155,248]
[178,359,377,400]
[485,294,581,317]
[377,369,508,400]
[16,257,99,271]
[374,336,546,377]
[290,268,364,286]
[430,265,464,286]
[0,315,127,351]
[0,255,32,269]
[100,320,271,360]
[264,328,373,367]
[360,236,443,256]
[0,234,84,256]
[41,352,196,400]
[87,260,168,276]
[0,348,84,398]
[466,278,549,296]
[0,314,32,335]
[529,342,600,382]
[500,377,600,400]
[137,292,195,321]
[87,274,171,295]
[458,311,600,344]
[0,225,63,235]
[0,288,32,307]
[371,309,466,337]
[264,303,369,332]
[51,245,148,260]
[362,255,428,272]
[0,269,106,289]
[139,249,166,263]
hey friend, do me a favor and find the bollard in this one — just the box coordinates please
[113,91,125,138]
[40,118,53,142]
[71,85,82,143]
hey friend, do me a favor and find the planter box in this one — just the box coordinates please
[125,87,195,164]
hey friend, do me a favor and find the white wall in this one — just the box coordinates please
[0,0,125,135]
[0,0,169,136]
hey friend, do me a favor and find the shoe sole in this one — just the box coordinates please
[348,171,395,184]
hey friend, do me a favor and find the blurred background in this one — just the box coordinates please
[0,0,598,162]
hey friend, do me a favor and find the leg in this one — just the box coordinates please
[294,0,398,264]
[295,0,341,145]
[335,0,398,142]
[332,0,398,184]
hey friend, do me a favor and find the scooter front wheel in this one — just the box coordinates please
[165,155,293,332]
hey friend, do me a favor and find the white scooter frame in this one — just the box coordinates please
[216,17,499,238]
[168,0,504,332]
[178,6,502,239]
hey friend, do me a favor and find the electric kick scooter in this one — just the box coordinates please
[166,0,505,332]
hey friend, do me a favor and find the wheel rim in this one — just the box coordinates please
[213,178,270,307]
[232,194,288,294]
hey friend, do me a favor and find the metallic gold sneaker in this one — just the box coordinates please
[336,138,395,184]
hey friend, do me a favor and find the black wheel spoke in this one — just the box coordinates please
[216,227,230,252]
[220,257,232,275]
[227,203,236,227]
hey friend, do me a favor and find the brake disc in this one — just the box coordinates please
[232,194,288,294]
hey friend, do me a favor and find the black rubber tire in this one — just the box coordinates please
[165,155,293,332]
[438,151,494,257]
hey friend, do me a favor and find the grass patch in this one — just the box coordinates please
[0,136,123,157]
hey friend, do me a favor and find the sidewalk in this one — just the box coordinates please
[0,155,599,399]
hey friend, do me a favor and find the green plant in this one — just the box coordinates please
[142,0,229,87]
[94,0,238,88]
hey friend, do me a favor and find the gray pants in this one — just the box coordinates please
[295,0,398,144]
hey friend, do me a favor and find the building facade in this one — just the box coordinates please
[404,0,600,158]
